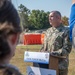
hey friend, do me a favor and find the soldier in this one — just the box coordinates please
[34,11,72,75]
[69,0,75,48]
[0,0,22,75]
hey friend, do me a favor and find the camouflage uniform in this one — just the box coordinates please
[0,64,22,75]
[41,24,72,75]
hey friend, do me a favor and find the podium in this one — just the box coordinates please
[24,51,66,75]
[33,55,66,75]
[49,55,66,75]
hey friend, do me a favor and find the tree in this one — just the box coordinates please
[18,4,30,30]
[61,16,69,26]
[28,10,50,30]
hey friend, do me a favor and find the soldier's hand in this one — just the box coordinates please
[40,49,45,52]
[50,51,60,56]
[40,50,49,53]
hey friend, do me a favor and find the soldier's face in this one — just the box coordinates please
[49,12,59,27]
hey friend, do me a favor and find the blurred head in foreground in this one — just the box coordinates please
[0,0,22,63]
[0,0,22,75]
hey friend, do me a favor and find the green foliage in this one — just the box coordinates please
[61,16,69,26]
[28,10,50,30]
[18,4,69,30]
[18,4,30,30]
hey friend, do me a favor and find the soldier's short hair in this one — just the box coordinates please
[50,11,61,18]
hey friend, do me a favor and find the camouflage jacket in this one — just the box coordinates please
[41,24,72,70]
[0,64,22,75]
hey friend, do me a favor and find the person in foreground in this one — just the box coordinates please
[0,0,22,75]
[69,0,75,48]
[34,11,72,75]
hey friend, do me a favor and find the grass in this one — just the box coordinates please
[10,45,75,75]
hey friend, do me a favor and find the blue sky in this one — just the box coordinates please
[12,0,72,17]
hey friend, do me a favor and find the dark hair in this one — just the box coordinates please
[0,0,22,59]
[50,11,61,18]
